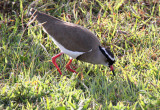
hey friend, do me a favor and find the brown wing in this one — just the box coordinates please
[30,9,100,52]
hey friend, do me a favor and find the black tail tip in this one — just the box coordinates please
[30,8,36,14]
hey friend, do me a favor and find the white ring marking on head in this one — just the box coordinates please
[101,47,115,61]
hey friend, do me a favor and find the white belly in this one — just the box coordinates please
[42,27,85,59]
[49,35,85,59]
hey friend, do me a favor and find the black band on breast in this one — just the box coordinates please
[76,55,81,60]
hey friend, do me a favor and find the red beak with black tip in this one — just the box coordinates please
[110,65,115,76]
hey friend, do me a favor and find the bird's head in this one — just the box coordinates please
[99,46,115,75]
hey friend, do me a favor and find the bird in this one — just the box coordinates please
[29,8,115,76]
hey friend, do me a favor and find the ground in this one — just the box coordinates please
[0,0,160,109]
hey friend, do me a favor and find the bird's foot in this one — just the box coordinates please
[66,59,77,74]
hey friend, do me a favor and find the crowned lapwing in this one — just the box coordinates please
[29,8,115,76]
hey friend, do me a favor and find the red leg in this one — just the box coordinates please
[52,52,63,75]
[66,59,77,73]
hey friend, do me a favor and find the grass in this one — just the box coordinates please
[0,0,160,109]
